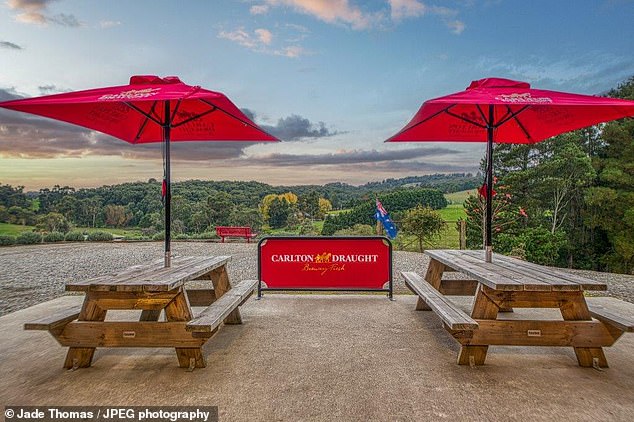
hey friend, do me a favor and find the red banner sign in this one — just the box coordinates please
[258,237,392,295]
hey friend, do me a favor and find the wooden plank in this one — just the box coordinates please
[587,297,634,332]
[186,289,217,307]
[480,288,588,309]
[424,250,524,291]
[424,259,446,290]
[66,256,231,292]
[82,290,177,310]
[560,294,608,368]
[457,284,499,365]
[444,250,555,292]
[24,306,80,331]
[54,322,206,347]
[187,279,257,333]
[63,296,107,369]
[462,250,606,291]
[401,272,478,331]
[438,279,478,296]
[461,320,621,347]
[210,265,242,324]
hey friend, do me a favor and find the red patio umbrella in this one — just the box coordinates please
[386,77,634,262]
[0,75,279,267]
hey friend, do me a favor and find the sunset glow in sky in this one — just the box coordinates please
[1,0,633,190]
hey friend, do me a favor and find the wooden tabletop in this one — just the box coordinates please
[424,249,607,292]
[66,255,231,292]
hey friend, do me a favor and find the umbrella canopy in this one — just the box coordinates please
[0,75,279,266]
[386,77,634,261]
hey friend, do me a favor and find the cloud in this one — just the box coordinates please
[242,109,339,140]
[7,0,81,27]
[475,53,634,92]
[218,26,307,58]
[446,20,465,34]
[274,45,306,58]
[389,0,426,20]
[261,0,380,30]
[255,28,273,45]
[257,0,464,34]
[250,4,270,15]
[248,145,460,166]
[0,41,23,50]
[218,28,268,50]
[100,20,121,29]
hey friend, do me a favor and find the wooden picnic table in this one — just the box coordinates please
[25,256,257,370]
[402,249,634,368]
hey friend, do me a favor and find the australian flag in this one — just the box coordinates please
[375,199,398,239]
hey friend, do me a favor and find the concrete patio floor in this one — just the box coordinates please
[1,294,633,421]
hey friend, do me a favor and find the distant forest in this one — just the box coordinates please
[0,172,478,235]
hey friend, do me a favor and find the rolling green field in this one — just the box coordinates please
[0,223,35,235]
[444,189,472,205]
[437,204,466,222]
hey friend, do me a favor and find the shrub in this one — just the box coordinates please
[16,231,42,245]
[152,231,165,241]
[65,231,86,242]
[174,233,189,240]
[0,235,16,246]
[44,232,65,242]
[87,231,114,242]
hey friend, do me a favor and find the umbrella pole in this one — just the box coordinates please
[164,101,171,268]
[485,104,494,263]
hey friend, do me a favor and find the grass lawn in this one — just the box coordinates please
[437,204,466,221]
[444,189,472,205]
[0,223,35,235]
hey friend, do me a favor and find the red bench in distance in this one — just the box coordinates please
[215,226,257,243]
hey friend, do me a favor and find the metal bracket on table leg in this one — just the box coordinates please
[469,355,476,369]
[71,358,79,371]
[592,357,603,372]
[187,358,196,372]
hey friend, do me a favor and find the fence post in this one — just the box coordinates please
[459,220,466,250]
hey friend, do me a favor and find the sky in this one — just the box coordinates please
[0,0,633,191]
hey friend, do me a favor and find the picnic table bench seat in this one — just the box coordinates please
[187,279,257,334]
[24,305,81,333]
[587,297,634,333]
[402,271,478,331]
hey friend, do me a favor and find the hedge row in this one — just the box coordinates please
[0,230,115,246]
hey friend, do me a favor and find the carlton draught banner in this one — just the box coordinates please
[258,236,392,297]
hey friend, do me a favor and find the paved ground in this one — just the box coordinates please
[1,294,633,421]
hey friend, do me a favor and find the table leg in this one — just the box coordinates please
[165,289,206,369]
[560,294,608,368]
[210,266,242,324]
[63,294,106,369]
[457,285,499,366]
[418,259,446,311]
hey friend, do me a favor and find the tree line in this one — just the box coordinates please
[0,174,475,238]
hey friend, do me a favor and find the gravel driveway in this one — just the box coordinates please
[1,241,633,317]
